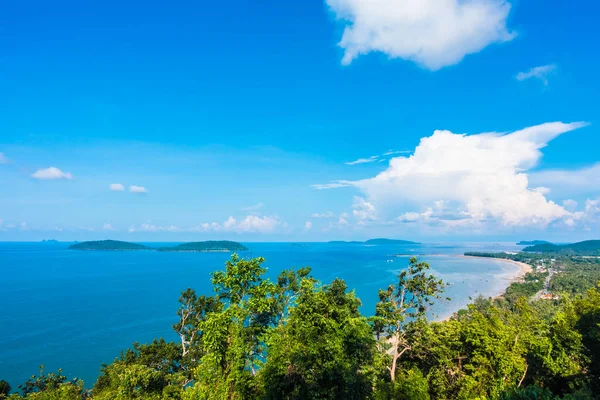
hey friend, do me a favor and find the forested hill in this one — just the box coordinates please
[68,240,149,251]
[523,240,600,255]
[158,241,248,252]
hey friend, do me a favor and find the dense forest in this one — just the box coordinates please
[1,253,599,400]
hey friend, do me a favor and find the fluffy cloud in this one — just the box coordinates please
[326,0,515,70]
[516,64,557,86]
[129,185,148,194]
[31,167,72,180]
[109,183,125,192]
[316,122,589,228]
[304,221,313,230]
[196,215,284,234]
[0,152,8,164]
[352,196,376,222]
[103,223,115,231]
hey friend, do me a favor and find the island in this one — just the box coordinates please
[69,240,150,251]
[69,240,247,252]
[157,241,248,252]
[328,238,419,245]
[517,240,552,246]
[522,240,600,255]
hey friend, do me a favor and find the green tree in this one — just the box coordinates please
[262,278,375,400]
[371,257,447,382]
[93,339,186,399]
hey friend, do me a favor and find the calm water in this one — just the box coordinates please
[0,241,523,388]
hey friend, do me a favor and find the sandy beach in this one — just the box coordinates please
[461,255,533,280]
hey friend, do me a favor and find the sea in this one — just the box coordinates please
[0,241,524,389]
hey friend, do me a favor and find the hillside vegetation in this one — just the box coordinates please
[2,253,599,399]
[523,240,600,255]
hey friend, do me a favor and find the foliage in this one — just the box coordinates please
[8,254,600,400]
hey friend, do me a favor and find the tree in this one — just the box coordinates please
[173,288,222,364]
[0,380,10,397]
[185,254,280,399]
[371,257,447,382]
[262,278,375,399]
[93,339,186,399]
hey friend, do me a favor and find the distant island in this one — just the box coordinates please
[328,238,419,245]
[522,240,600,255]
[517,240,552,245]
[69,240,247,252]
[158,241,248,252]
[69,240,150,251]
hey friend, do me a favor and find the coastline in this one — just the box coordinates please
[424,254,533,322]
[461,255,533,279]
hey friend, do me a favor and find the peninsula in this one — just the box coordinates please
[522,239,600,255]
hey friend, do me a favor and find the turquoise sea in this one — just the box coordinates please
[0,241,524,388]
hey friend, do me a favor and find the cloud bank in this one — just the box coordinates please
[326,0,515,70]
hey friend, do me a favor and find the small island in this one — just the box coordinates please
[517,240,552,245]
[69,240,248,252]
[69,240,150,251]
[158,241,248,252]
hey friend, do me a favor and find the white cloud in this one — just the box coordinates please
[326,0,515,70]
[103,223,115,231]
[195,215,284,234]
[318,122,589,228]
[110,183,125,192]
[352,196,376,222]
[516,64,557,86]
[0,153,8,164]
[20,222,28,231]
[242,202,265,211]
[383,150,410,156]
[128,222,180,233]
[304,221,313,230]
[226,215,282,233]
[312,181,353,190]
[31,167,72,180]
[345,156,379,165]
[129,185,148,194]
[311,211,336,218]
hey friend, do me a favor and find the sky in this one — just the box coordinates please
[1,0,599,242]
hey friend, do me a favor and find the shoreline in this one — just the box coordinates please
[420,254,533,322]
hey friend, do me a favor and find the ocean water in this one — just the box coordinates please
[0,241,523,389]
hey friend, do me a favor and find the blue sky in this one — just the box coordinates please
[1,0,599,241]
